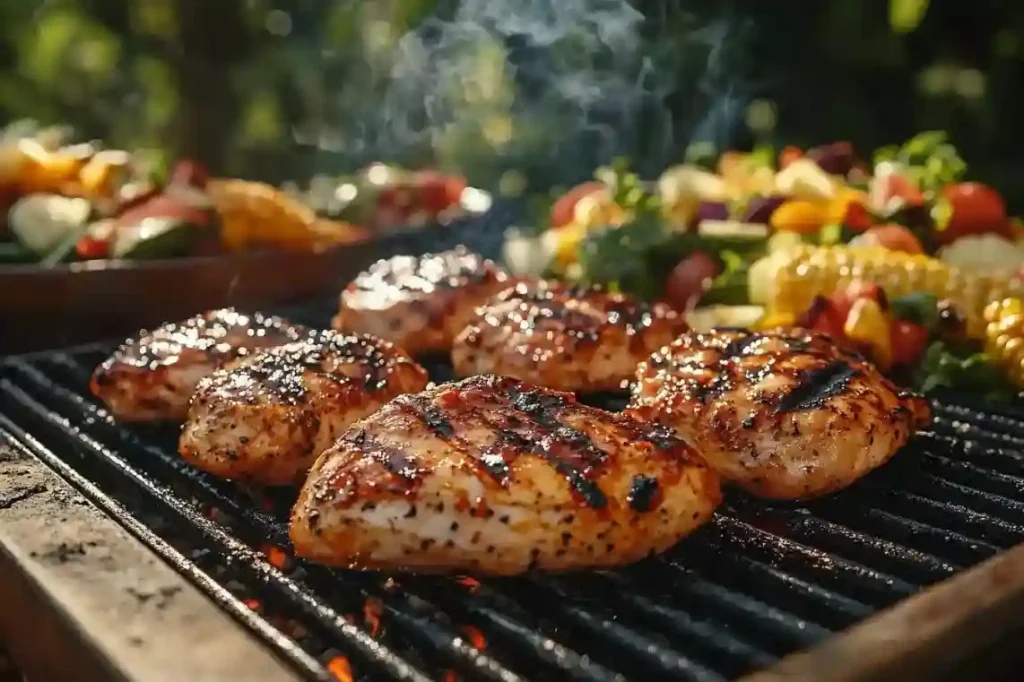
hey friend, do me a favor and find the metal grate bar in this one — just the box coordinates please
[0,376,436,682]
[6,338,1024,681]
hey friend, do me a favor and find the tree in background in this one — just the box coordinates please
[1,0,1022,206]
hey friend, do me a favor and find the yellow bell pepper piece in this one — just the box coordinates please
[756,311,797,330]
[824,188,869,226]
[552,222,587,268]
[769,200,828,235]
[843,297,893,370]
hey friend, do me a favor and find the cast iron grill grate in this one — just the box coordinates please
[4,304,1024,681]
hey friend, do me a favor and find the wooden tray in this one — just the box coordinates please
[0,240,382,354]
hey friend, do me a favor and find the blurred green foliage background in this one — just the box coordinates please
[2,1,1022,207]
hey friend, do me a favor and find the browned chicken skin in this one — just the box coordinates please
[332,246,514,355]
[179,330,429,486]
[452,281,689,392]
[90,308,306,422]
[290,375,721,575]
[628,327,932,500]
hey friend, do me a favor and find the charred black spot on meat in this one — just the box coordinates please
[773,361,860,414]
[719,332,767,359]
[627,475,659,513]
[347,429,424,483]
[397,394,456,440]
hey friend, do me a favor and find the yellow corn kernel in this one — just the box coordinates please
[844,297,893,370]
[768,245,1022,340]
[985,299,1024,387]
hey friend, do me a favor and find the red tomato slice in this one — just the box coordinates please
[890,319,930,368]
[75,235,109,260]
[550,181,607,229]
[938,182,1010,245]
[798,296,847,340]
[412,171,457,213]
[842,201,873,232]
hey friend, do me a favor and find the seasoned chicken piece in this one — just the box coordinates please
[90,309,305,422]
[628,327,932,500]
[179,331,428,486]
[332,246,514,355]
[290,374,721,575]
[452,281,689,392]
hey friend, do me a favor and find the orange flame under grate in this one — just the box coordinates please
[326,655,354,682]
[462,625,486,652]
[455,576,481,592]
[363,597,384,636]
[259,543,292,571]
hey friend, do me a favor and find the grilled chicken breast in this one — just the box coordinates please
[179,331,429,486]
[332,246,514,355]
[90,309,305,422]
[628,327,932,500]
[290,375,721,575]
[452,281,689,392]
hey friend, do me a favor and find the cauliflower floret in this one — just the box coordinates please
[938,234,1024,273]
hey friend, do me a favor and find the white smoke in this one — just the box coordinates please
[320,0,749,186]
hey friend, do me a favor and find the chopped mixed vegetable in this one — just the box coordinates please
[0,122,479,267]
[514,131,1024,402]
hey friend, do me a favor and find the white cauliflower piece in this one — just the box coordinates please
[938,234,1024,274]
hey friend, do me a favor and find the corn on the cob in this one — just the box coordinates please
[207,178,363,252]
[984,297,1024,387]
[766,245,1024,339]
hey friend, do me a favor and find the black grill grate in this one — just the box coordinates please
[4,310,1024,682]
[6,319,1024,679]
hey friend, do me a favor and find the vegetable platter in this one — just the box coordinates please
[0,122,493,352]
[503,132,1024,403]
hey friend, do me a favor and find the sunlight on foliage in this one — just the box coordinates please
[890,0,930,33]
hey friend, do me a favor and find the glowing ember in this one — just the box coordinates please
[243,598,261,611]
[462,625,486,652]
[363,597,384,636]
[326,655,354,682]
[443,671,459,682]
[260,543,292,570]
[455,576,481,592]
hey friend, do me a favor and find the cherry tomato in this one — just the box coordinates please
[444,175,468,205]
[889,319,930,368]
[664,251,721,311]
[75,235,109,260]
[412,171,461,213]
[860,224,924,255]
[378,185,412,210]
[938,182,1010,245]
[779,146,803,170]
[797,296,847,340]
[550,181,606,229]
[170,160,209,189]
[842,201,873,232]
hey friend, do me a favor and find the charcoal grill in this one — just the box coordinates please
[4,302,1024,682]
